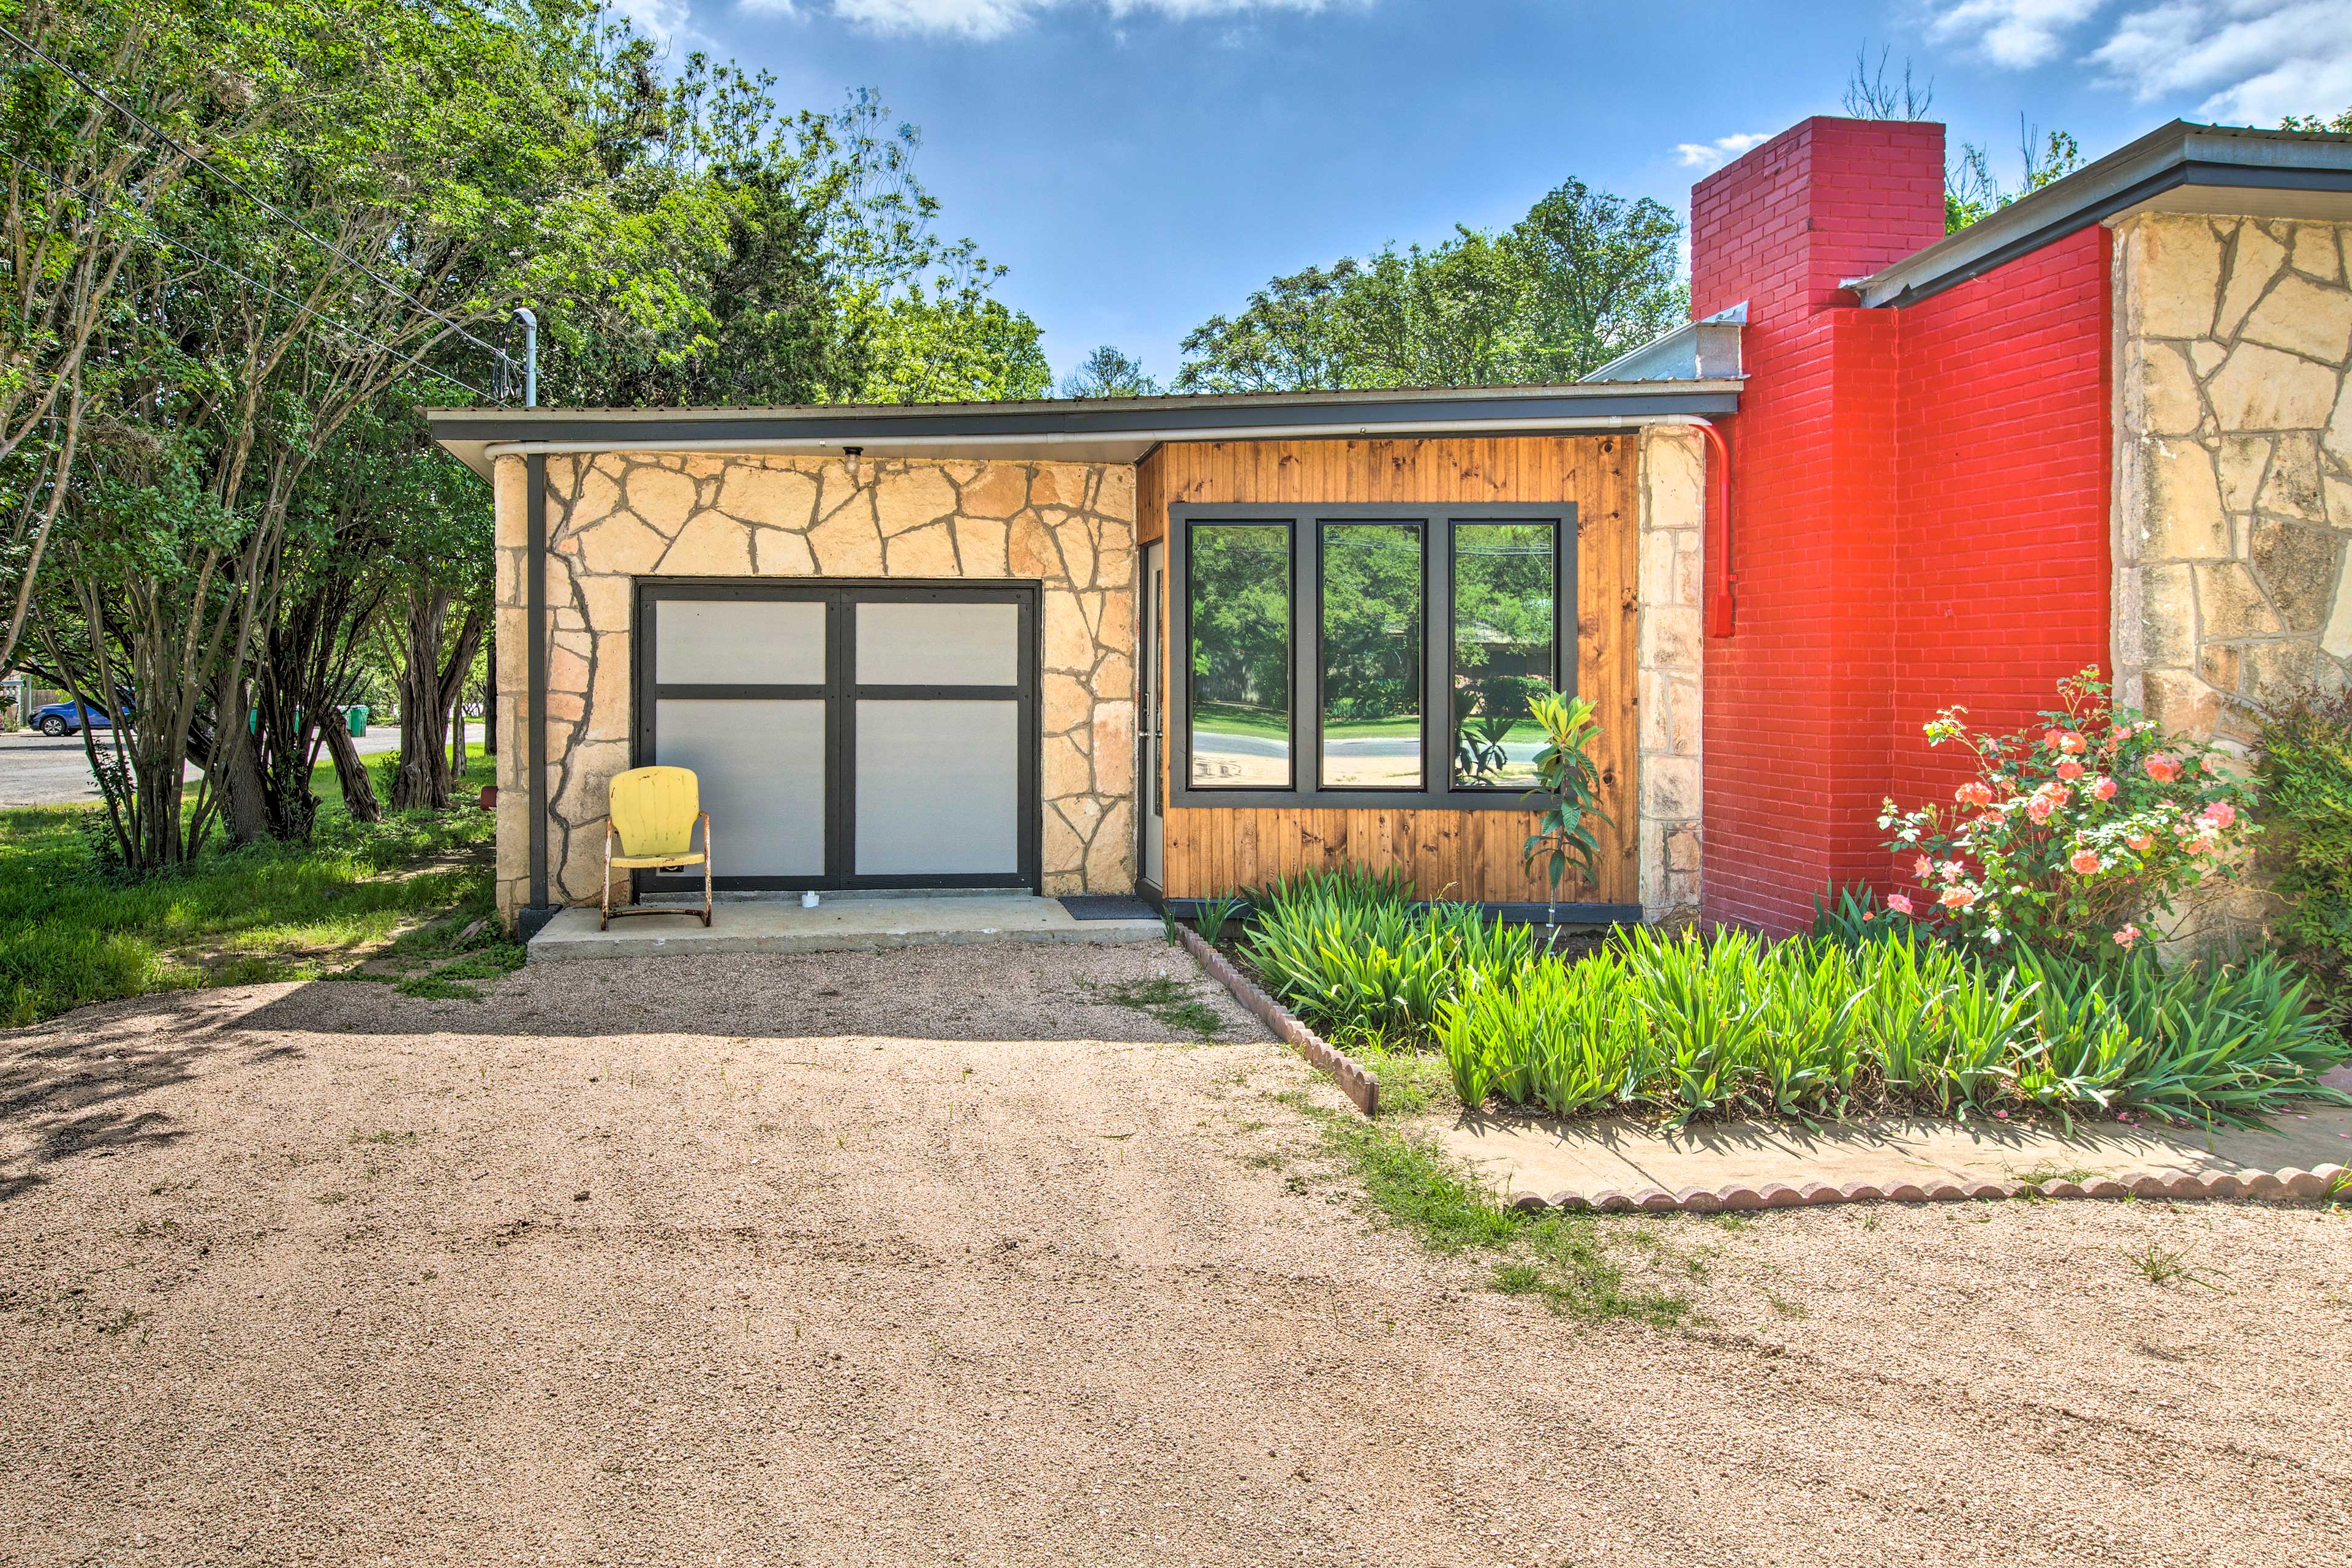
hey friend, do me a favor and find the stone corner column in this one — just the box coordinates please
[1635,426,1708,924]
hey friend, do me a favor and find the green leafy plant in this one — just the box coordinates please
[2254,682,2352,1016]
[1877,668,2255,958]
[1240,867,1529,1049]
[1195,889,1247,948]
[1521,690,1613,914]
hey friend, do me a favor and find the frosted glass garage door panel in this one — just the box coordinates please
[653,700,824,876]
[855,601,1019,687]
[854,701,1019,875]
[656,599,826,686]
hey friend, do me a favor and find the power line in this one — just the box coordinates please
[0,18,515,380]
[0,148,499,403]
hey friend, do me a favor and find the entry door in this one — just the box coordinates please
[636,582,1039,892]
[1139,541,1164,892]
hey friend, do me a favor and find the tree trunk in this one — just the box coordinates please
[481,629,496,756]
[322,713,380,823]
[390,584,486,813]
[216,671,271,848]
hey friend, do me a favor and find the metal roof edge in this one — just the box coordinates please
[1846,120,2352,309]
[425,381,1741,474]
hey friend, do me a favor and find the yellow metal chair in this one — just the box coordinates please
[601,766,714,930]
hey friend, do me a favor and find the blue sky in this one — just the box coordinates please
[620,0,2352,386]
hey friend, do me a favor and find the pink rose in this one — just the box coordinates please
[2069,849,2101,875]
[2144,754,2180,783]
[2027,796,2056,824]
[1939,886,1977,911]
[2114,924,2141,950]
[2124,831,2154,853]
[1914,855,1932,880]
[1885,894,1914,916]
[2185,832,2217,857]
[2056,758,2084,780]
[1955,781,1993,808]
[2090,776,2117,801]
[2199,801,2235,829]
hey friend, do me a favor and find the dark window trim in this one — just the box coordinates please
[1169,503,1578,812]
[1446,516,1574,795]
[632,578,1041,893]
[1182,518,1297,794]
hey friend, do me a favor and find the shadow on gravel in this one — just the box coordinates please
[0,1000,249,1201]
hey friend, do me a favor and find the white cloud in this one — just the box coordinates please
[611,0,701,40]
[1673,132,1771,172]
[2090,1,2352,124]
[1929,1,2352,127]
[1927,0,2105,69]
[823,0,1346,40]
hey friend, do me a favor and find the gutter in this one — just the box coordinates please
[473,410,1728,464]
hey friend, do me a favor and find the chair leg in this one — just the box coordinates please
[701,812,714,927]
[600,829,612,931]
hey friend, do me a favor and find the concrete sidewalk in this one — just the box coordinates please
[529,891,1164,961]
[1434,1073,2352,1209]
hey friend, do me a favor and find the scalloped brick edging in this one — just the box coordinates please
[1176,925,1380,1117]
[1504,1163,2352,1214]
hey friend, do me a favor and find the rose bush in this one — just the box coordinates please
[1876,668,2255,957]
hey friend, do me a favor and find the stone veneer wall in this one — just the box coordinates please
[2114,213,2352,743]
[1637,426,1706,922]
[2113,214,2352,943]
[492,453,1137,924]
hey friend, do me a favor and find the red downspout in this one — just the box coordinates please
[1697,421,1735,638]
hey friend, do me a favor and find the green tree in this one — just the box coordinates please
[2282,107,2352,133]
[1059,344,1158,399]
[1174,178,1686,393]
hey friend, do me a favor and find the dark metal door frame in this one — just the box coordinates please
[633,579,1041,894]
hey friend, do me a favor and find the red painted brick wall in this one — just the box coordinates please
[1690,118,2113,933]
[1887,226,2113,829]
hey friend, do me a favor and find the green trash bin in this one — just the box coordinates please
[346,706,368,737]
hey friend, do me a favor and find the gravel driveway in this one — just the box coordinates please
[2,943,2347,1567]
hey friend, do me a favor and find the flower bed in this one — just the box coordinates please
[1234,869,2348,1129]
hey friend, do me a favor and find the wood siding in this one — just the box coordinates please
[1139,436,1638,904]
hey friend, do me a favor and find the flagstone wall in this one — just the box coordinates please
[492,453,1137,922]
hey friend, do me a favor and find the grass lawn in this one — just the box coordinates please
[0,753,517,1028]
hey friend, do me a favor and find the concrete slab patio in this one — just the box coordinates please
[529,891,1164,961]
[1436,1087,2352,1210]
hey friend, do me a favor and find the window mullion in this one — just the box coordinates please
[1428,517,1451,797]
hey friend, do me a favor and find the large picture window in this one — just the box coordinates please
[1170,504,1575,810]
[1320,522,1423,788]
[1450,522,1558,790]
[1188,522,1292,789]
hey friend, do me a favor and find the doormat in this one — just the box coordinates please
[1057,895,1160,921]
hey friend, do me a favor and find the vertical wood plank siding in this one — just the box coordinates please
[1138,436,1638,903]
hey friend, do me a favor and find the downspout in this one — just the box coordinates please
[514,306,556,936]
[524,450,552,931]
[1691,420,1736,638]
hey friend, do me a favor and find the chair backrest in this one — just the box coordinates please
[608,766,699,856]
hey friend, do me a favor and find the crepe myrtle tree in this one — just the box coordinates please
[1875,668,2256,958]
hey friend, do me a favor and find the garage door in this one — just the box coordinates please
[633,582,1039,892]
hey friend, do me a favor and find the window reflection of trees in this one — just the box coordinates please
[1452,523,1556,787]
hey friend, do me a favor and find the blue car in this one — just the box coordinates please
[29,700,115,737]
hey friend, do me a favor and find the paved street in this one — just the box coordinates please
[0,728,405,809]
